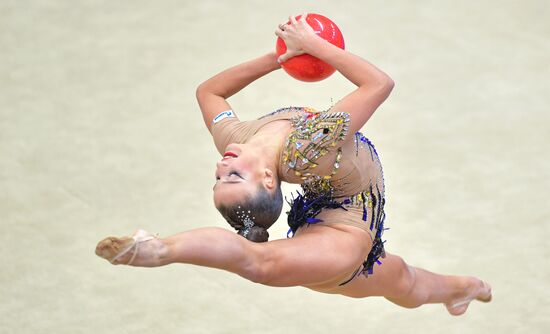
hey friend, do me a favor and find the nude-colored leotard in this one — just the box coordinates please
[211,107,386,242]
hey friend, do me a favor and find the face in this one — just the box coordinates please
[213,143,273,208]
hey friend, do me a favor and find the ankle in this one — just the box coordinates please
[154,239,171,265]
[130,237,170,267]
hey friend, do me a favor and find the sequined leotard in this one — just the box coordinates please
[211,107,387,281]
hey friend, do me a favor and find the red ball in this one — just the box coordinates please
[276,14,345,82]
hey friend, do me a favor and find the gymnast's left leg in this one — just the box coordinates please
[310,252,492,315]
[96,225,370,287]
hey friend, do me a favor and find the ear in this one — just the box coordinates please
[262,168,276,190]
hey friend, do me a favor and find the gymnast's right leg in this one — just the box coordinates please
[96,227,268,282]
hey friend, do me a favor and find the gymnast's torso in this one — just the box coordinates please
[211,107,386,245]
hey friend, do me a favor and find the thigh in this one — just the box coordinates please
[310,253,412,298]
[252,224,371,288]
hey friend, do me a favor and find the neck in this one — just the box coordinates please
[247,126,287,176]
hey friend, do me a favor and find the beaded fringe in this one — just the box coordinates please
[286,188,387,277]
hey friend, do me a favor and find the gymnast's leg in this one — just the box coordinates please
[96,225,369,287]
[96,227,265,281]
[313,253,492,316]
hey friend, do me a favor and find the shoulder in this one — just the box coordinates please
[209,110,245,155]
[210,110,241,137]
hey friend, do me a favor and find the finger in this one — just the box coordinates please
[289,15,298,25]
[278,23,286,31]
[279,50,303,63]
[277,52,291,64]
[274,28,284,38]
[301,13,308,21]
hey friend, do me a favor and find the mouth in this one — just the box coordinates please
[223,151,238,159]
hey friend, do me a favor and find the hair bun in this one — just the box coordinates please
[239,226,269,243]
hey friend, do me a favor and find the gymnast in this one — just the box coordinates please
[96,14,491,315]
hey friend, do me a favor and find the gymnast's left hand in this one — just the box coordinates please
[275,13,319,63]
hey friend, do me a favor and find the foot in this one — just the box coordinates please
[445,278,492,316]
[95,229,160,265]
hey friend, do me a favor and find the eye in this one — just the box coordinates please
[229,171,243,179]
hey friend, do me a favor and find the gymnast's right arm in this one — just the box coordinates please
[196,52,281,132]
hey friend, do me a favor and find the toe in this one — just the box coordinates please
[95,237,114,257]
[95,236,133,262]
[478,281,492,303]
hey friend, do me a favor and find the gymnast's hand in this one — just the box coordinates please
[275,13,319,63]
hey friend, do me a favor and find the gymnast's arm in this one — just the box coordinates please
[276,15,394,135]
[196,52,281,132]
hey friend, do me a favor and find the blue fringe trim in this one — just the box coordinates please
[285,190,346,238]
[286,188,387,278]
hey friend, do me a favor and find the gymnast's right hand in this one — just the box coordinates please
[275,13,320,63]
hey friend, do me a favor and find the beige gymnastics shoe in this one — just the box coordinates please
[446,280,492,316]
[95,229,156,265]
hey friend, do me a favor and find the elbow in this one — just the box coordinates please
[196,82,228,100]
[385,78,395,97]
[359,74,394,95]
[373,75,394,97]
[386,77,395,91]
[196,82,217,103]
[379,75,395,93]
[360,75,394,97]
[195,82,208,100]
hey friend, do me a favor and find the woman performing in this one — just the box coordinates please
[95,14,491,316]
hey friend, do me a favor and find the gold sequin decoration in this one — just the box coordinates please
[282,108,350,194]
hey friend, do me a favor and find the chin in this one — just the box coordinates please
[213,190,238,209]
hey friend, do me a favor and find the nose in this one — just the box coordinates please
[216,160,229,170]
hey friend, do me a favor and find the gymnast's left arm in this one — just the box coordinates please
[196,52,281,132]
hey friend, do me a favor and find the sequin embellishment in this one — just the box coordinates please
[282,108,350,187]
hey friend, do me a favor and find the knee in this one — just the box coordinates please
[239,247,276,286]
[244,247,293,287]
[246,262,272,285]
